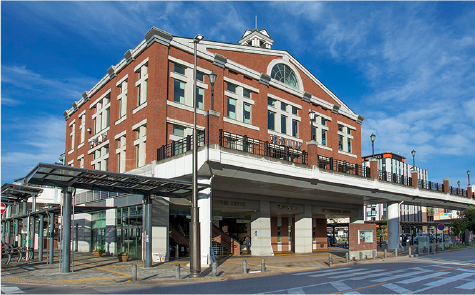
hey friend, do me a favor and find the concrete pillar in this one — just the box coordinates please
[443,178,449,193]
[143,194,152,268]
[205,110,221,145]
[105,198,116,255]
[250,200,272,256]
[151,196,169,260]
[198,177,212,266]
[294,204,312,253]
[467,186,472,199]
[387,202,400,250]
[369,159,378,179]
[48,213,54,264]
[411,170,419,188]
[31,216,36,259]
[61,188,72,273]
[38,214,44,261]
[306,141,319,166]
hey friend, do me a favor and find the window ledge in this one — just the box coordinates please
[267,130,303,143]
[167,100,206,115]
[68,149,74,155]
[318,145,332,151]
[338,150,357,158]
[223,117,260,131]
[133,102,147,114]
[77,143,85,150]
[115,115,127,126]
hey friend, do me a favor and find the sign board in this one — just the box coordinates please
[358,230,373,244]
[437,224,445,230]
[439,213,452,220]
[0,202,6,214]
[209,247,217,264]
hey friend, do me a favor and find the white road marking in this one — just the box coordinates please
[458,268,475,273]
[329,281,352,292]
[1,286,25,294]
[258,282,328,294]
[397,272,449,284]
[348,268,407,280]
[329,269,384,279]
[287,287,305,294]
[424,273,475,287]
[309,268,368,278]
[382,283,413,294]
[372,268,431,282]
[292,267,352,276]
[456,280,475,290]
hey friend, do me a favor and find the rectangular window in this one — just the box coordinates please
[311,126,316,141]
[347,128,351,135]
[348,138,352,153]
[136,145,140,168]
[173,80,185,104]
[338,135,343,151]
[173,125,185,137]
[227,83,236,93]
[196,72,204,82]
[322,130,327,146]
[196,87,204,109]
[268,98,275,107]
[137,64,148,106]
[227,97,236,119]
[338,124,343,132]
[281,102,287,111]
[243,103,251,124]
[322,118,326,126]
[174,63,186,75]
[268,111,275,131]
[243,89,251,98]
[281,115,287,134]
[292,107,298,115]
[292,120,298,137]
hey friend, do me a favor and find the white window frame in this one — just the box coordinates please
[115,130,127,173]
[267,94,301,138]
[69,119,76,154]
[223,77,258,128]
[169,60,209,109]
[167,118,205,141]
[135,58,148,108]
[77,154,85,168]
[310,109,332,151]
[116,74,128,121]
[337,121,356,157]
[133,119,147,168]
[91,90,111,135]
[78,110,86,148]
[91,144,109,171]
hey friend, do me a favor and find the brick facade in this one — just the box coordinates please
[348,223,377,252]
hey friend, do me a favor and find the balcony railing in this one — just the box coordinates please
[318,155,368,176]
[156,132,205,161]
[219,130,308,165]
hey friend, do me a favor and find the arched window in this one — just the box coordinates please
[271,64,299,90]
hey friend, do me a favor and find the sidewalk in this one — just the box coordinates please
[0,247,440,287]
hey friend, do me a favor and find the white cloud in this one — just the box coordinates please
[1,97,21,106]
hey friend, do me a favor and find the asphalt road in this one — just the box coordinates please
[3,248,475,294]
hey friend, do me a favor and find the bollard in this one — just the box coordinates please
[359,252,362,261]
[131,265,137,281]
[429,246,432,253]
[435,245,438,253]
[176,244,179,259]
[416,247,419,254]
[329,254,332,267]
[373,250,376,260]
[395,248,398,257]
[345,252,349,263]
[243,260,247,274]
[423,246,427,253]
[261,259,266,272]
[175,264,180,279]
[409,247,412,256]
[212,262,217,277]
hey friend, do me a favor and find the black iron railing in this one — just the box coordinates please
[219,130,308,165]
[378,170,412,186]
[317,155,367,176]
[156,132,205,161]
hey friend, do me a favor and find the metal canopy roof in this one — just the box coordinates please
[2,205,115,221]
[21,163,209,198]
[1,183,43,202]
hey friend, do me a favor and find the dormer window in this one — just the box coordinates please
[271,64,299,90]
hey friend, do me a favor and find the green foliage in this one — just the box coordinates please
[94,248,105,254]
[118,252,129,257]
[450,205,475,235]
[451,218,468,236]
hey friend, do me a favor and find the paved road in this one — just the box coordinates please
[3,248,475,294]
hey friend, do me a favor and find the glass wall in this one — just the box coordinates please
[116,205,143,259]
[91,211,106,251]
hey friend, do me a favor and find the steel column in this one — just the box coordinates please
[48,213,54,264]
[15,218,19,247]
[7,220,11,245]
[31,216,36,259]
[39,214,44,262]
[62,188,72,273]
[144,194,152,268]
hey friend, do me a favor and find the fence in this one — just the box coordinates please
[156,132,205,161]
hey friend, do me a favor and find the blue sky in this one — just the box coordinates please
[2,1,475,188]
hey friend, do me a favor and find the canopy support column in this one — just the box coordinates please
[143,194,152,268]
[39,214,44,262]
[61,188,72,273]
[48,213,54,264]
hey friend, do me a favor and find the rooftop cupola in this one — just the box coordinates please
[238,28,274,49]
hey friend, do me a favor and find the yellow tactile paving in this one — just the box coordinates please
[73,261,130,276]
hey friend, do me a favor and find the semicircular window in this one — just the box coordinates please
[271,64,299,90]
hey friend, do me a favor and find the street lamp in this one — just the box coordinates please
[370,133,376,157]
[458,180,461,190]
[308,109,316,121]
[468,170,471,186]
[411,149,416,168]
[208,70,217,111]
[190,33,204,279]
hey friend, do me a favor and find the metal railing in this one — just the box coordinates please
[318,155,367,176]
[75,190,123,205]
[156,132,205,161]
[378,171,412,186]
[219,130,308,165]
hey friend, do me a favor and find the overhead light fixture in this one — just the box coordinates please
[194,34,204,42]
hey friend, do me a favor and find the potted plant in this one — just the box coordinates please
[117,252,130,262]
[93,248,105,257]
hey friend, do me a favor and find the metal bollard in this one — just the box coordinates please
[384,249,387,259]
[243,260,247,274]
[329,254,333,267]
[435,245,438,253]
[261,259,266,272]
[345,252,349,263]
[423,246,427,253]
[409,247,412,256]
[429,246,432,253]
[359,252,362,261]
[176,244,179,259]
[212,262,217,277]
[131,265,137,281]
[175,264,180,279]
[373,250,376,260]
[395,248,398,257]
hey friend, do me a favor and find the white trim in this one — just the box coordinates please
[168,56,212,74]
[268,93,302,109]
[266,58,304,92]
[166,100,207,115]
[223,77,259,93]
[89,89,111,109]
[116,74,128,86]
[134,57,149,72]
[77,142,84,149]
[115,115,127,126]
[114,130,127,140]
[69,119,76,127]
[78,110,86,117]
[68,149,74,155]
[338,150,357,158]
[88,126,110,142]
[223,117,260,131]
[267,130,303,143]
[310,109,332,121]
[134,135,147,146]
[68,159,74,165]
[166,117,205,131]
[318,145,333,152]
[169,134,184,142]
[88,140,110,155]
[77,154,84,160]
[337,121,356,130]
[133,102,147,114]
[132,119,147,130]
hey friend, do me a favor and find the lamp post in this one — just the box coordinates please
[458,180,461,190]
[370,133,376,157]
[468,170,471,186]
[208,70,217,111]
[190,33,204,278]
[411,149,416,168]
[308,110,316,141]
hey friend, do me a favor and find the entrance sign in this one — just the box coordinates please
[0,202,5,214]
[358,230,373,244]
[437,224,445,230]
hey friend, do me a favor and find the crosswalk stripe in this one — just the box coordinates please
[425,273,475,287]
[1,286,25,294]
[292,267,352,276]
[382,283,413,294]
[458,268,475,273]
[309,268,368,278]
[456,280,475,290]
[329,281,352,292]
[287,287,305,294]
[348,268,407,280]
[372,268,431,282]
[397,272,449,284]
[329,269,384,279]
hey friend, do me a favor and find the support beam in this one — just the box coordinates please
[294,204,312,253]
[387,202,400,250]
[61,188,72,273]
[39,214,44,262]
[198,177,212,266]
[15,218,19,247]
[143,194,152,268]
[48,213,54,264]
[250,200,272,256]
[31,216,36,259]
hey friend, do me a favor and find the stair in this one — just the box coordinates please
[212,225,241,255]
[212,239,230,255]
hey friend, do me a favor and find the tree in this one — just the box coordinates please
[450,205,475,236]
